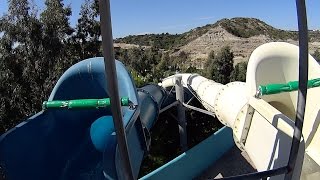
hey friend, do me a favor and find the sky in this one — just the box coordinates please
[0,0,319,38]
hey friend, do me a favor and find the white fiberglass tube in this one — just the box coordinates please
[160,74,247,128]
[160,42,320,179]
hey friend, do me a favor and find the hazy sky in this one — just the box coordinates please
[0,0,319,38]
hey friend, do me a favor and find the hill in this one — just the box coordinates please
[115,18,298,48]
[115,17,320,65]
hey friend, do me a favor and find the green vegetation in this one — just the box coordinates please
[204,50,215,78]
[72,0,101,59]
[230,61,248,82]
[217,18,297,40]
[309,30,320,42]
[205,46,234,84]
[1,0,72,133]
[312,49,320,62]
[115,33,183,50]
[0,0,102,133]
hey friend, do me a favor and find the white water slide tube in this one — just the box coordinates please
[160,42,320,180]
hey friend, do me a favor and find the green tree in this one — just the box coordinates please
[173,51,189,71]
[230,61,248,82]
[0,0,44,133]
[0,0,75,134]
[115,48,129,64]
[204,50,215,78]
[185,66,197,73]
[126,47,144,74]
[40,0,73,84]
[125,47,157,77]
[208,46,234,84]
[154,52,171,81]
[129,68,146,88]
[72,0,101,60]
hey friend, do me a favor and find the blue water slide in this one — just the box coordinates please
[0,57,169,180]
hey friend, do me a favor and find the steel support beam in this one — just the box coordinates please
[175,75,188,151]
[159,101,179,114]
[99,0,134,179]
[183,103,215,117]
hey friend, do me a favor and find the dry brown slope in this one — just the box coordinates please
[176,25,319,65]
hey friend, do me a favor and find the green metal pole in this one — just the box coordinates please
[257,78,320,96]
[42,97,129,110]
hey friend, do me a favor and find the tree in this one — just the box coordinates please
[230,61,248,82]
[72,0,101,60]
[129,68,146,88]
[173,51,189,71]
[0,0,45,133]
[207,46,234,84]
[124,47,159,78]
[40,0,73,85]
[115,48,129,64]
[204,50,215,78]
[312,49,320,62]
[154,52,171,81]
[0,0,76,134]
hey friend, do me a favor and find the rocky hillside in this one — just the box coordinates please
[116,17,320,65]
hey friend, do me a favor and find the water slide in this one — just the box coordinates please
[0,58,175,179]
[158,42,320,180]
[1,42,320,180]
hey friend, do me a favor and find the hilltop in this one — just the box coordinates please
[115,17,320,64]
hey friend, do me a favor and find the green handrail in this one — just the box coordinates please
[258,78,320,96]
[42,97,129,110]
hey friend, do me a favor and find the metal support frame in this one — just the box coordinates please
[239,106,254,144]
[175,75,188,151]
[168,112,179,122]
[99,0,134,179]
[183,103,215,117]
[186,96,195,105]
[159,101,179,114]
